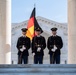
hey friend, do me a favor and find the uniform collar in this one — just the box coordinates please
[37,35,41,37]
[22,35,26,37]
[52,35,57,37]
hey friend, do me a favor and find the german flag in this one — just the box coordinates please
[26,7,43,40]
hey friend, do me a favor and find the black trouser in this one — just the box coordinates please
[18,55,28,64]
[50,53,60,64]
[34,55,43,64]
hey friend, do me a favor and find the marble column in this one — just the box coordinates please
[0,0,11,64]
[68,0,76,64]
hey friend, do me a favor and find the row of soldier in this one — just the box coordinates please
[16,27,63,64]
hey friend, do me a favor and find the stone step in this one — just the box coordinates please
[0,73,76,75]
[0,68,76,73]
[0,64,76,75]
[0,64,76,68]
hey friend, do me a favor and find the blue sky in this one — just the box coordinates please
[12,0,67,23]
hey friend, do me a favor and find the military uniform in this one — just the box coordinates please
[32,28,46,64]
[47,27,63,64]
[16,28,31,64]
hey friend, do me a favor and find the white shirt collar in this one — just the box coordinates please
[37,35,41,37]
[52,35,57,37]
[22,35,26,37]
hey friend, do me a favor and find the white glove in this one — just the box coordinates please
[54,45,57,50]
[22,45,26,50]
[51,45,57,52]
[33,53,35,56]
[51,49,56,52]
[37,47,41,52]
[20,45,26,52]
[20,48,24,52]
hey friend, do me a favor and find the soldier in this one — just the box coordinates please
[16,28,31,64]
[47,27,63,64]
[32,28,46,64]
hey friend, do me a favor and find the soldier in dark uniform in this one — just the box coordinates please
[47,27,63,64]
[16,28,31,64]
[32,28,46,64]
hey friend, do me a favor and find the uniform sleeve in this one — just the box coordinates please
[16,38,20,50]
[56,37,63,49]
[42,37,46,50]
[47,37,53,50]
[26,38,31,50]
[59,37,63,49]
[31,37,36,53]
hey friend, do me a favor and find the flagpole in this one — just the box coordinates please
[34,3,36,8]
[34,3,36,16]
[34,3,36,36]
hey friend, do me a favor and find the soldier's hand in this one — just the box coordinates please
[54,45,57,50]
[37,47,41,52]
[22,45,26,50]
[33,53,35,56]
[51,49,56,52]
[20,48,24,52]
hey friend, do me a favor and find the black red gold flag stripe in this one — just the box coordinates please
[26,7,43,40]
